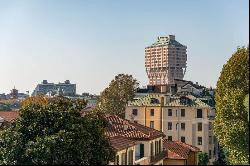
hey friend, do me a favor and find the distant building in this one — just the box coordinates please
[33,80,76,96]
[0,93,7,100]
[10,87,18,99]
[145,35,187,85]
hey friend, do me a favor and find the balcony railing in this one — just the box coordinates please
[150,151,166,164]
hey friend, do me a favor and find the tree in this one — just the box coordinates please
[0,97,115,165]
[21,95,49,108]
[198,152,209,165]
[213,145,229,165]
[214,46,249,165]
[97,74,139,118]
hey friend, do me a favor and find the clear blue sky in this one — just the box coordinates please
[0,0,249,95]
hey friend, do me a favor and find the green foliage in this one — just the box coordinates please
[0,97,115,165]
[198,152,209,165]
[213,145,229,165]
[0,102,11,111]
[97,74,139,118]
[21,95,49,108]
[244,94,249,121]
[214,47,249,165]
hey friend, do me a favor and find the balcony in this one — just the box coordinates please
[150,151,166,164]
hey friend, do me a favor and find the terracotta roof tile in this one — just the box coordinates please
[105,115,165,151]
[105,115,165,141]
[163,139,200,160]
[0,111,19,122]
[109,136,137,151]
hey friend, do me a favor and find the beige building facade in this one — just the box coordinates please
[125,93,218,164]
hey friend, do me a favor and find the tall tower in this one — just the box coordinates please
[145,35,187,85]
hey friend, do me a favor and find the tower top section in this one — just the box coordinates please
[145,35,187,85]
[146,35,186,48]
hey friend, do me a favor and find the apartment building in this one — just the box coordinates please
[125,93,218,163]
[145,35,187,85]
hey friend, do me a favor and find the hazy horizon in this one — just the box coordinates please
[0,0,249,95]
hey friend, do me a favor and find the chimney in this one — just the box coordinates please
[169,35,175,40]
[123,121,129,130]
[124,124,128,130]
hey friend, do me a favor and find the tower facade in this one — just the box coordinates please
[145,35,187,85]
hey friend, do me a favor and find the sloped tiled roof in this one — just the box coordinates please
[109,136,137,151]
[105,115,165,141]
[181,82,205,90]
[163,139,200,160]
[129,94,211,108]
[128,94,162,107]
[0,111,19,122]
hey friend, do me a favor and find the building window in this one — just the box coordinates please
[181,109,185,117]
[168,122,172,130]
[209,136,212,144]
[198,123,202,131]
[209,122,212,130]
[176,110,178,117]
[150,121,154,129]
[181,136,185,143]
[197,109,203,118]
[168,136,172,141]
[181,123,185,130]
[198,137,202,145]
[150,109,154,116]
[168,109,172,116]
[209,150,212,159]
[121,153,126,165]
[132,109,138,116]
[128,150,134,165]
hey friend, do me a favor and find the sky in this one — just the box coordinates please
[0,0,249,95]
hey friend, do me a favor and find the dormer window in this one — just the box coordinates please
[150,98,159,104]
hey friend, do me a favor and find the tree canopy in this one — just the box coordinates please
[0,97,115,165]
[214,46,249,165]
[97,74,139,118]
